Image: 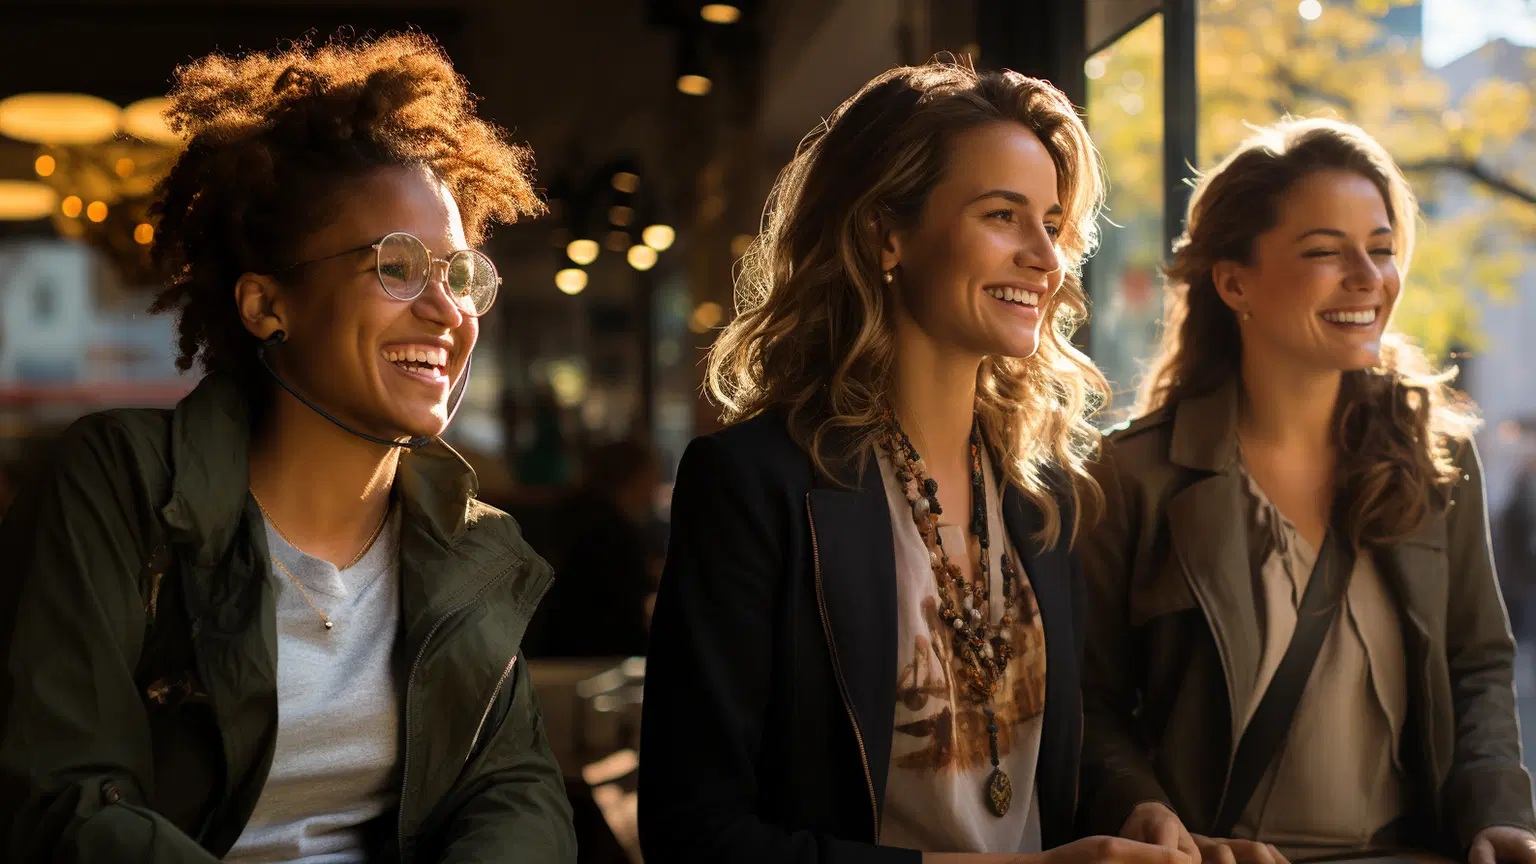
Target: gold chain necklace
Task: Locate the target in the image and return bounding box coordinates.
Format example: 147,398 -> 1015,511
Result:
249,492 -> 390,633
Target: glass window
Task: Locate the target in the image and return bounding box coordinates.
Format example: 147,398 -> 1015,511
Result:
1086,13 -> 1166,422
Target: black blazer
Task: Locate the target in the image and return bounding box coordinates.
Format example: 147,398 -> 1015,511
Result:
638,411 -> 1087,863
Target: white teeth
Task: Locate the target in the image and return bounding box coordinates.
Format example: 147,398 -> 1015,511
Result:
985,286 -> 1042,307
1321,309 -> 1377,325
382,347 -> 448,367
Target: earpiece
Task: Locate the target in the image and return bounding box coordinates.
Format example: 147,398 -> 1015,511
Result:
263,330 -> 287,348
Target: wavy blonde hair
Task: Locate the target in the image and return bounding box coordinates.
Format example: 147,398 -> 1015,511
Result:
1139,117 -> 1479,547
707,60 -> 1110,546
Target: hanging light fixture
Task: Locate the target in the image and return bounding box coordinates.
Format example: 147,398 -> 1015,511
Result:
555,267 -> 589,295
0,93 -> 121,145
701,3 -> 742,24
642,224 -> 676,251
0,180 -> 59,221
676,34 -> 712,96
120,97 -> 182,146
567,237 -> 600,266
627,243 -> 659,271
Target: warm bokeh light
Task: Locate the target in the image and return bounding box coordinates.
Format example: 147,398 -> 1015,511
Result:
642,224 -> 675,251
689,301 -> 724,333
134,222 -> 155,245
605,230 -> 632,253
0,180 -> 59,221
33,155 -> 55,177
86,200 -> 108,223
730,234 -> 755,258
61,195 -> 83,218
115,157 -> 135,178
611,171 -> 640,193
627,244 -> 658,271
677,74 -> 712,96
1298,0 -> 1322,21
0,93 -> 120,144
608,205 -> 634,226
701,3 -> 742,24
555,268 -> 589,295
548,359 -> 589,407
120,97 -> 181,145
566,238 -> 600,266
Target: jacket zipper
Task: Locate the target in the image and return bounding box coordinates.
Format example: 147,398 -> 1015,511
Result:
397,566 -> 514,862
805,494 -> 880,844
464,655 -> 518,767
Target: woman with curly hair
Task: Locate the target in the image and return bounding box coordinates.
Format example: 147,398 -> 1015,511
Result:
0,34 -> 575,863
638,60 -> 1179,864
1080,118 -> 1536,864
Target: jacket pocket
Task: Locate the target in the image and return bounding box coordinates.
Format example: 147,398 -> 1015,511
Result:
463,654 -> 518,771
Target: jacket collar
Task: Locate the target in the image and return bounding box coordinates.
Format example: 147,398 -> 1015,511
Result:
1169,377 -> 1242,473
1160,373 -> 1448,745
158,373 -> 480,563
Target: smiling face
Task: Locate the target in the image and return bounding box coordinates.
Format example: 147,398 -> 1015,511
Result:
257,164 -> 479,441
882,121 -> 1065,363
1219,168 -> 1400,375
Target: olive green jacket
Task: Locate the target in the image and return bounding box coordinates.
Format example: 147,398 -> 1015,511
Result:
0,373 -> 576,863
1079,379 -> 1535,855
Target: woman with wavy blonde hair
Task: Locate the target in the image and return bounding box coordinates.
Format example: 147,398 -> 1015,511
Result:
1080,117 -> 1536,864
638,60 -> 1179,864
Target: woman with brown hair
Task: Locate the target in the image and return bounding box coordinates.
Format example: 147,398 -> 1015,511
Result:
1080,117 -> 1536,864
0,34 -> 574,863
638,60 -> 1182,864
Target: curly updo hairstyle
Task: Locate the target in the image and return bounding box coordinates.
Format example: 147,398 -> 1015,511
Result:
149,32 -> 543,391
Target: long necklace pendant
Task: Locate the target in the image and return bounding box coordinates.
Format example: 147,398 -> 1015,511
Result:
986,767 -> 1013,817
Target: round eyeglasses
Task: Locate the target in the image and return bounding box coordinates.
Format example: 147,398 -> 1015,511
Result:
275,231 -> 501,317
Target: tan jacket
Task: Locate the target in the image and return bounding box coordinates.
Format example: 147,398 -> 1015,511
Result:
1078,379 -> 1535,855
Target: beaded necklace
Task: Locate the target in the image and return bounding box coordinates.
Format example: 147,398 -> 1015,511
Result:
882,414 -> 1019,818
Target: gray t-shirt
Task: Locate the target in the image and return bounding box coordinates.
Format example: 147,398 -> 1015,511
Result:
226,506 -> 404,863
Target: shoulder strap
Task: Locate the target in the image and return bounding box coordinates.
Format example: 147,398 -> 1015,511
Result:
1211,526 -> 1356,837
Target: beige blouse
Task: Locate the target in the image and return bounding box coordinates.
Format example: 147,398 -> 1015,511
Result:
876,449 -> 1047,853
1233,468 -> 1410,853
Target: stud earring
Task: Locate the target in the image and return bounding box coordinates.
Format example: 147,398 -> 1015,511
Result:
882,270 -> 894,285
1241,308 -> 1253,322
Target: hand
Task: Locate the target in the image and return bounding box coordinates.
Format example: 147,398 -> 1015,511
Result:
1043,835 -> 1194,864
1122,801 -> 1201,863
1187,834 -> 1287,864
1471,827 -> 1536,864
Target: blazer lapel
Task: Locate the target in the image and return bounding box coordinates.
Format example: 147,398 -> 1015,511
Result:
807,452 -> 898,822
1167,472 -> 1261,749
1379,514 -> 1448,642
1002,483 -> 1078,848
1164,379 -> 1263,750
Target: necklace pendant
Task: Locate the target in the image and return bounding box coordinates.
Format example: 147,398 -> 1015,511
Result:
986,767 -> 1012,817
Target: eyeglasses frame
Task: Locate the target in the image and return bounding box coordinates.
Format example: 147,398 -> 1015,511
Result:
272,231 -> 502,317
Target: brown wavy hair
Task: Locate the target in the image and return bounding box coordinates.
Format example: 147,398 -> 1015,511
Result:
149,32 -> 542,390
1138,117 -> 1478,548
707,60 -> 1110,546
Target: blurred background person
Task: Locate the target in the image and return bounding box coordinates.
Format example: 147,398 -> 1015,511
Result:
526,437 -> 661,659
